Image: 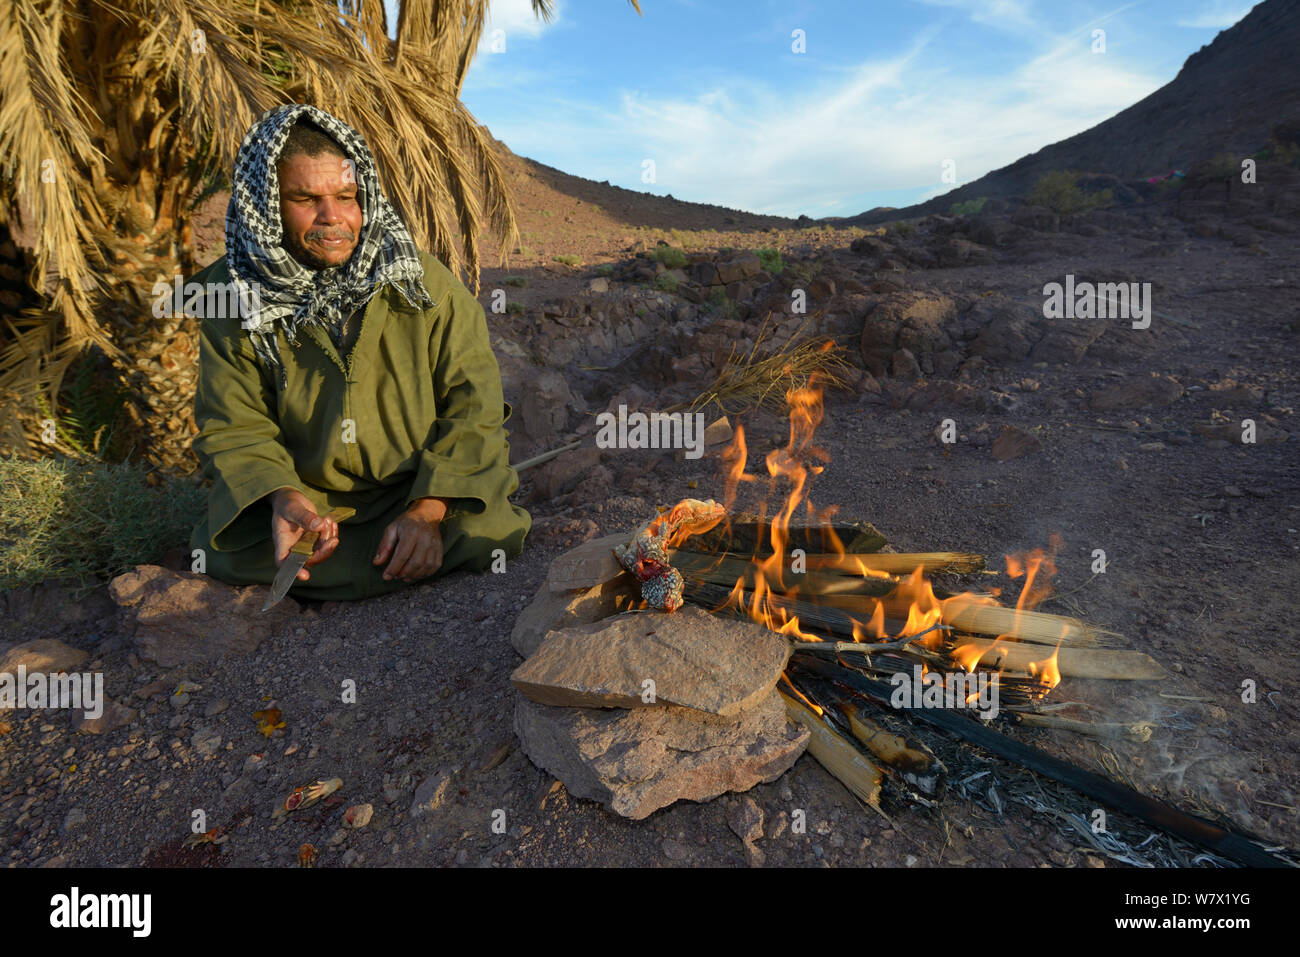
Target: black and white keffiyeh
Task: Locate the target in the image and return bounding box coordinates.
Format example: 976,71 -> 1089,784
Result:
225,104 -> 434,390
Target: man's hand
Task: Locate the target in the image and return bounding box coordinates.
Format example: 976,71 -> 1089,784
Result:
270,488 -> 339,582
373,498 -> 447,582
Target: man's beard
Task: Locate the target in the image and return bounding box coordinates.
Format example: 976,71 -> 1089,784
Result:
284,227 -> 357,270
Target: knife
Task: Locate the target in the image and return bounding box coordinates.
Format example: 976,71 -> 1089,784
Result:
261,506 -> 356,612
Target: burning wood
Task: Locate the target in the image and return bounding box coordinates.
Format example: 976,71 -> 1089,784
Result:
780,688 -> 883,811
510,370 -> 1296,867
842,703 -> 948,801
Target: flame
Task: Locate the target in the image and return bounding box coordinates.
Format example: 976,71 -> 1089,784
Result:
780,673 -> 823,716
1026,622 -> 1067,691
711,370 -> 1068,699
714,377 -> 832,642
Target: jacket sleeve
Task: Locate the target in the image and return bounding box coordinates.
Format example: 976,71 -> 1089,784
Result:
405,274 -> 520,517
192,314 -> 305,552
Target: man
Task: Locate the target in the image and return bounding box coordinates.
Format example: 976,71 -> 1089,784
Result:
187,104 -> 531,600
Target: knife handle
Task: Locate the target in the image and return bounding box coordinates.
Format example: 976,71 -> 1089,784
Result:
289,506 -> 357,557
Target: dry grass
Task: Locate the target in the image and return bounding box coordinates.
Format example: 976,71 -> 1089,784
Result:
673,312 -> 853,416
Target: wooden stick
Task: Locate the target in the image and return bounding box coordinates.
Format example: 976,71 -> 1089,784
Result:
781,690 -> 883,810
816,593 -> 1107,647
513,439 -> 582,472
680,513 -> 888,557
802,552 -> 986,575
949,637 -> 1166,680
1017,713 -> 1155,741
789,655 -> 1293,868
842,703 -> 948,799
671,552 -> 898,598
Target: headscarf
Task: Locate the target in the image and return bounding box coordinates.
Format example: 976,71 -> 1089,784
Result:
224,104 -> 435,390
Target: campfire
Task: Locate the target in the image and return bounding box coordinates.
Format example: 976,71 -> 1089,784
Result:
510,375 -> 1293,868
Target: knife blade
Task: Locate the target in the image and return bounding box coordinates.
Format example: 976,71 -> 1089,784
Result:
261,506 -> 356,612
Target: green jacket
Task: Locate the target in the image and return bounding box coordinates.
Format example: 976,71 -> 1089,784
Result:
189,251 -> 528,560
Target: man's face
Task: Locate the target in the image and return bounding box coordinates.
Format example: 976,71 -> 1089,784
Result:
277,151 -> 363,269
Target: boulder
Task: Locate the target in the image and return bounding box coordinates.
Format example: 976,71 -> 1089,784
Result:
969,304 -> 1042,363
860,292 -> 959,377
513,687 -> 809,819
526,447 -> 603,503
108,566 -> 298,667
514,368 -> 578,451
1087,375 -> 1185,411
511,605 -> 790,716
714,251 -> 763,285
0,639 -> 89,676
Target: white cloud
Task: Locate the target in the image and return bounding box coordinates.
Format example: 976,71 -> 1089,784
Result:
480,0 -> 559,46
911,0 -> 1039,32
1176,1 -> 1258,29
488,24 -> 1165,218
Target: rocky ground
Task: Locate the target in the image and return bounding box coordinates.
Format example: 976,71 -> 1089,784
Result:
2,153 -> 1298,868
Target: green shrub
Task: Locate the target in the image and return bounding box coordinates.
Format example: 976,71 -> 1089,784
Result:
787,261 -> 818,285
0,456 -> 207,592
1028,170 -> 1112,215
594,264 -> 614,277
650,245 -> 688,269
949,197 -> 988,216
505,301 -> 526,315
892,222 -> 914,237
552,254 -> 581,267
503,275 -> 527,287
756,247 -> 784,275
654,273 -> 679,293
1198,153 -> 1240,182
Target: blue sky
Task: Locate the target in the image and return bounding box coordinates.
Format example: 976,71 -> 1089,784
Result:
445,0 -> 1258,218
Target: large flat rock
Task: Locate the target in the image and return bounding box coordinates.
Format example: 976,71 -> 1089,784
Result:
511,604 -> 790,716
108,565 -> 298,667
510,576 -> 639,658
544,533 -> 628,592
514,687 -> 808,820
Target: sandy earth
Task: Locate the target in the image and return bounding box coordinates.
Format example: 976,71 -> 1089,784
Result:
1,146 -> 1298,869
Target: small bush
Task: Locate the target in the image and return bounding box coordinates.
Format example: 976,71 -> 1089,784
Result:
504,301 -> 526,315
949,197 -> 988,216
1028,170 -> 1112,215
650,245 -> 688,269
594,264 -> 614,277
892,222 -> 914,237
756,247 -> 784,275
0,456 -> 207,592
1198,153 -> 1240,182
787,261 -> 818,285
503,276 -> 527,287
654,273 -> 679,293
552,254 -> 581,267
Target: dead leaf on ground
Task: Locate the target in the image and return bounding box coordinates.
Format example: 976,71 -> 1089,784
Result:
253,707 -> 285,737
